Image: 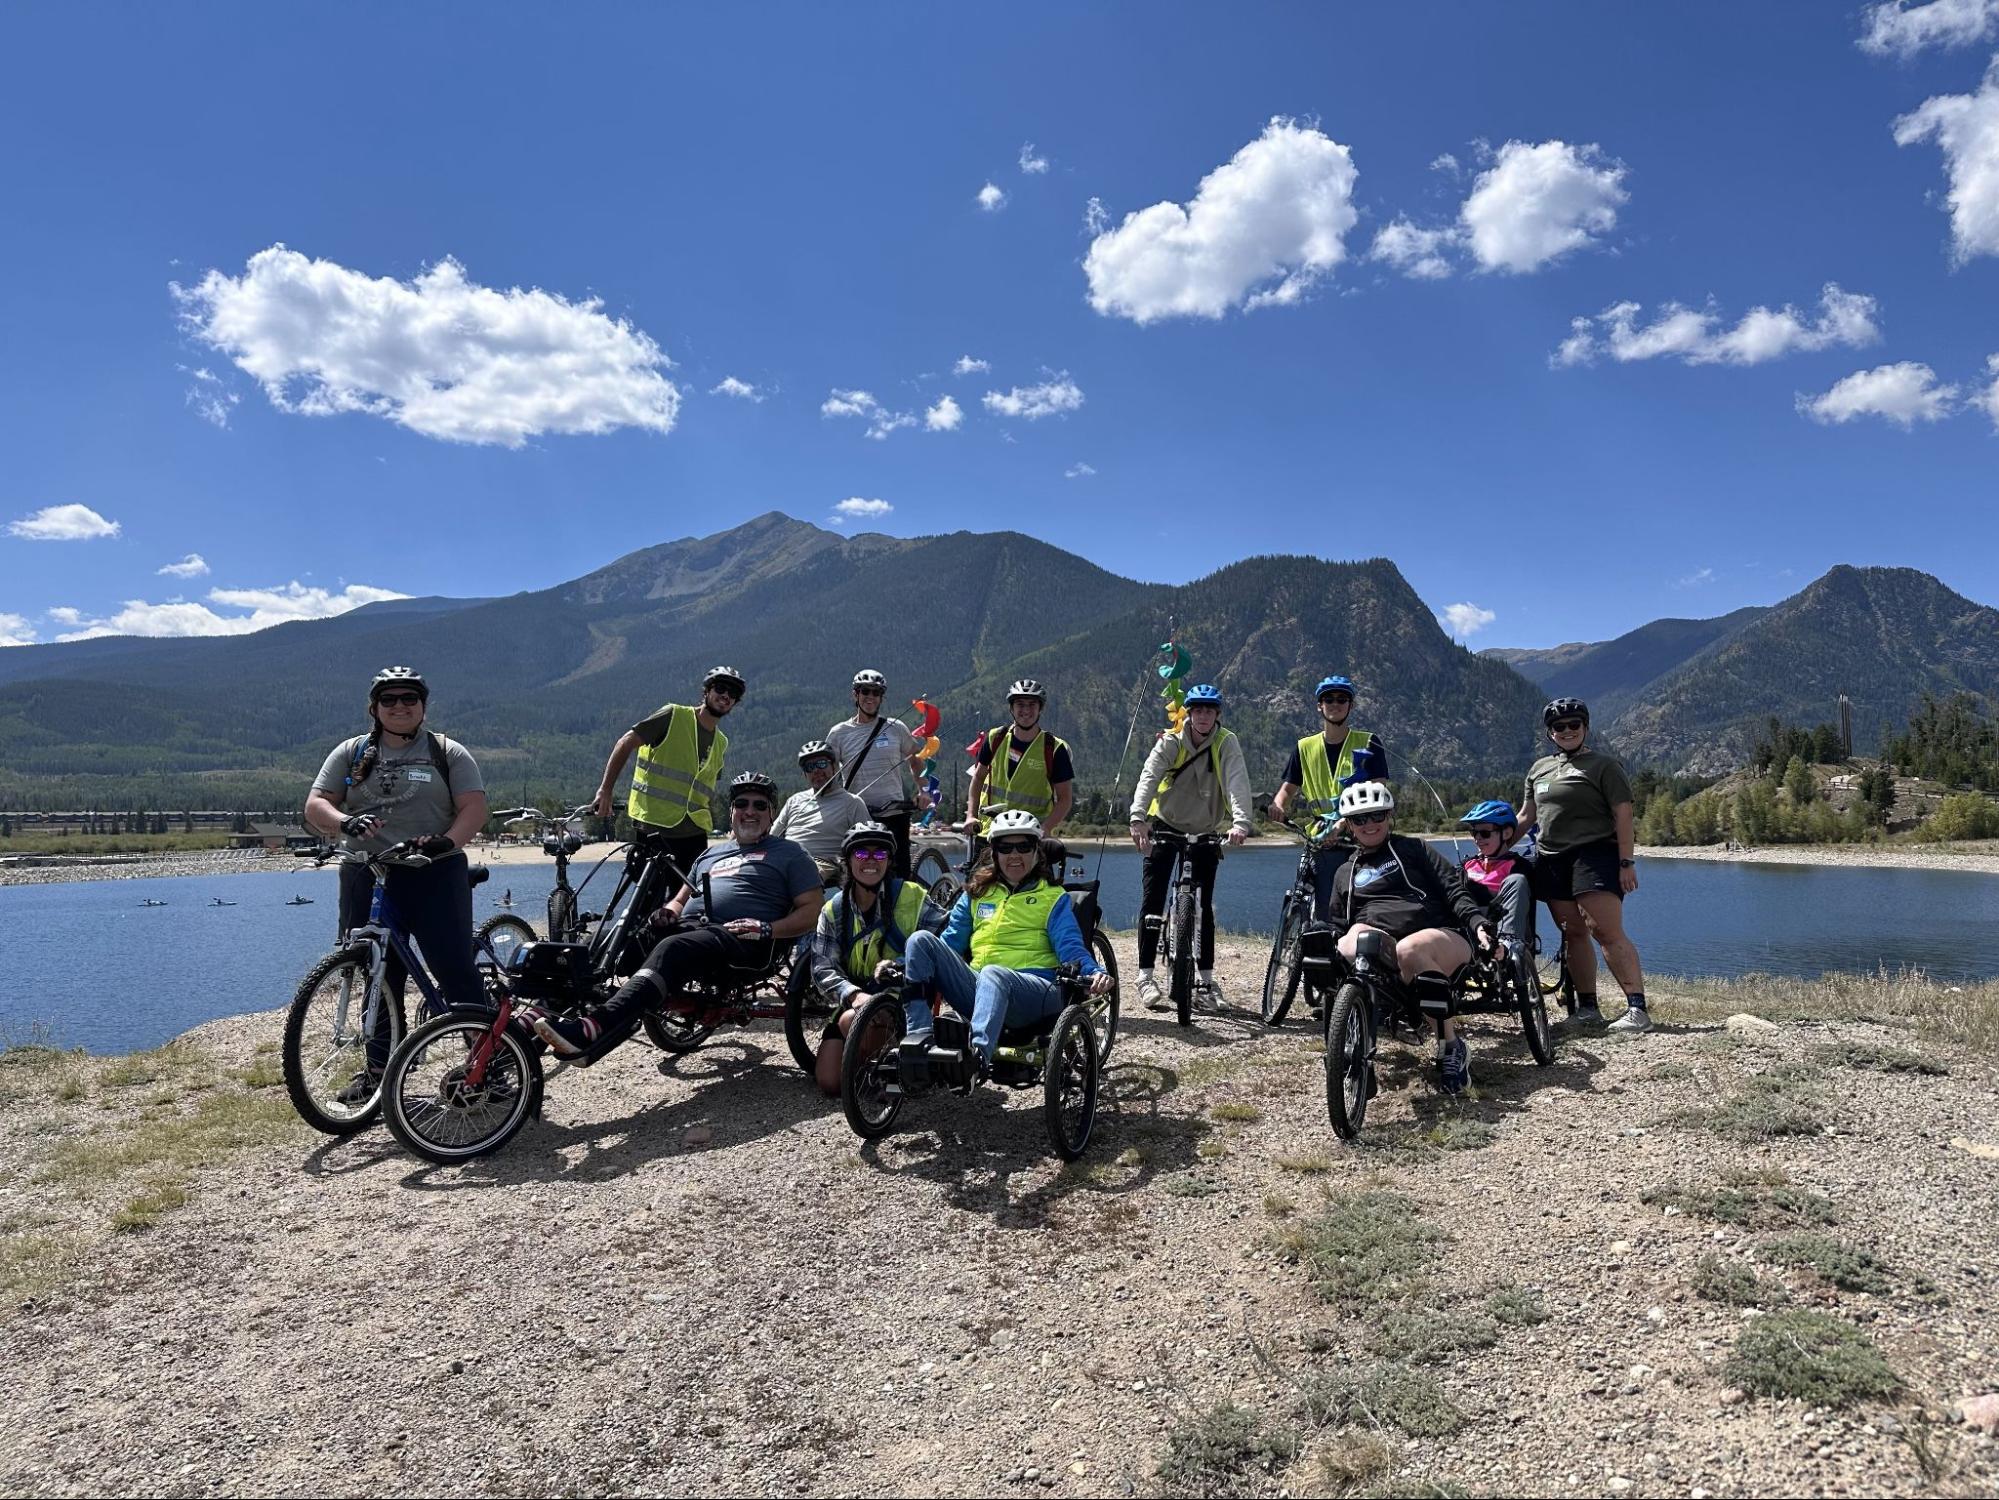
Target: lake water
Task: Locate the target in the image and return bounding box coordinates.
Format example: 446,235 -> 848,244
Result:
4,845 -> 1996,1054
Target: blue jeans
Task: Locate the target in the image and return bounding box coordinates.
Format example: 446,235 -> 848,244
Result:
901,930 -> 1065,1063
1468,872 -> 1535,949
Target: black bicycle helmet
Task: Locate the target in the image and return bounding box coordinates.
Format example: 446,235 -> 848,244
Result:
729,771 -> 778,800
704,666 -> 748,697
369,666 -> 428,702
1007,678 -> 1046,703
841,820 -> 897,858
1543,697 -> 1590,728
797,739 -> 835,768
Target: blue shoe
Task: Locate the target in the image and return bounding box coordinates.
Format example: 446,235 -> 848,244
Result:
1439,1038 -> 1470,1095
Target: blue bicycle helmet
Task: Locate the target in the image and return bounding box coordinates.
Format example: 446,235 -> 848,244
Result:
1315,674 -> 1356,700
1458,799 -> 1519,831
1184,683 -> 1223,707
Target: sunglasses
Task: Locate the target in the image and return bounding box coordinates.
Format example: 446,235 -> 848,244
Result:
850,848 -> 891,864
992,839 -> 1038,856
802,759 -> 834,773
1319,693 -> 1353,706
854,687 -> 884,698
710,686 -> 743,702
375,692 -> 423,708
731,797 -> 772,812
1347,810 -> 1389,826
1470,826 -> 1504,840
1549,719 -> 1586,734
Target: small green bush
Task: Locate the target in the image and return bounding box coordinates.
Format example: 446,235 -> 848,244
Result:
1364,1307 -> 1500,1365
1157,1403 -> 1300,1497
1724,1310 -> 1901,1405
1274,1193 -> 1446,1307
1486,1285 -> 1550,1326
1758,1235 -> 1893,1295
1692,1253 -> 1787,1308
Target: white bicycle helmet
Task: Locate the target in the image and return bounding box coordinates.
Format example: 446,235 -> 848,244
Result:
1007,679 -> 1046,704
1337,780 -> 1396,818
852,669 -> 887,691
988,809 -> 1043,841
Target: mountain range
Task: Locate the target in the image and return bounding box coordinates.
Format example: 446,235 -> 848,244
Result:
0,516 -> 1992,804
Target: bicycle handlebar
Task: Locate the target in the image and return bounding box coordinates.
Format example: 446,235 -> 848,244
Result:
296,840 -> 436,869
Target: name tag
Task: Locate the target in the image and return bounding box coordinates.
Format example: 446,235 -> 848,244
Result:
1535,781 -> 1551,797
976,902 -> 998,920
406,768 -> 434,784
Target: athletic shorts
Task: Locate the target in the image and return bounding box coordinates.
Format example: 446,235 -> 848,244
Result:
1533,839 -> 1623,902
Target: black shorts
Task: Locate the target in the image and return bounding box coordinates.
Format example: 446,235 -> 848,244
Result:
1533,840 -> 1622,902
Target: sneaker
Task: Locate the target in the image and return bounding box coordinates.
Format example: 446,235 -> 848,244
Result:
1608,1005 -> 1653,1034
1438,1038 -> 1470,1095
336,1070 -> 381,1105
1193,978 -> 1225,1012
1567,1000 -> 1604,1026
532,1012 -> 602,1057
1138,976 -> 1168,1012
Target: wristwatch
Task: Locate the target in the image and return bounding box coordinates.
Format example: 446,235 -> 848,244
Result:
758,920 -> 773,940
1617,858 -> 1636,868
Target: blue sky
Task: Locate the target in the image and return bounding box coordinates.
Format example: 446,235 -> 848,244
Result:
3,1 -> 1997,652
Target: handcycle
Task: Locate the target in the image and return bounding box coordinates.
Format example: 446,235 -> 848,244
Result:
281,843 -> 512,1135
1312,919 -> 1554,1141
1140,828 -> 1225,1027
1261,818 -> 1343,1028
837,960 -> 1107,1161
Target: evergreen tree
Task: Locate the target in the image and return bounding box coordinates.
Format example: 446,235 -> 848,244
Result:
1782,756 -> 1816,806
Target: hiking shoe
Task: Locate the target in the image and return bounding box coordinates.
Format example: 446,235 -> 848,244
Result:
532,1012 -> 602,1057
1608,1005 -> 1653,1034
1566,1000 -> 1604,1026
1138,976 -> 1168,1012
1439,1038 -> 1470,1095
336,1070 -> 381,1105
1193,978 -> 1225,1012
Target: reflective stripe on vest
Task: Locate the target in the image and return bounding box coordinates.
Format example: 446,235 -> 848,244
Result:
831,879 -> 929,980
981,728 -> 1064,830
628,705 -> 728,832
1297,728 -> 1375,818
967,878 -> 1062,971
1148,726 -> 1235,823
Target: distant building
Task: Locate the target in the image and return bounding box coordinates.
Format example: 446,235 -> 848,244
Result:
233,821 -> 316,852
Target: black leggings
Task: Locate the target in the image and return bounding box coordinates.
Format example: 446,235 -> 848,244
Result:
597,925 -> 771,1035
1137,833 -> 1221,969
337,854 -> 483,1069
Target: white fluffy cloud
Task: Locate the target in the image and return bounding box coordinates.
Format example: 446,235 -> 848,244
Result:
924,396 -> 963,432
1019,143 -> 1049,175
51,581 -> 409,642
821,388 -> 915,440
1554,284 -> 1881,368
157,553 -> 211,578
1369,218 -> 1457,279
710,376 -> 764,402
180,365 -> 239,428
831,499 -> 893,527
1438,602 -> 1496,639
1064,462 -> 1096,479
0,613 -> 34,648
1860,0 -> 1999,56
1460,140 -> 1627,274
1797,361 -> 1959,426
1082,117 -> 1359,323
983,376 -> 1084,420
1977,353 -> 1999,427
952,355 -> 990,376
1894,58 -> 1999,263
173,245 -> 678,448
8,504 -> 121,541
977,182 -> 1008,212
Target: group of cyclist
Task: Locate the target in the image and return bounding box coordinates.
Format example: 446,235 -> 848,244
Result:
305,661 -> 1647,1104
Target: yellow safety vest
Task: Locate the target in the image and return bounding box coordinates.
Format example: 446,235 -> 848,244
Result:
981,727 -> 1067,831
1296,728 -> 1375,820
1147,726 -> 1237,822
628,705 -> 728,832
968,877 -> 1063,972
827,879 -> 929,981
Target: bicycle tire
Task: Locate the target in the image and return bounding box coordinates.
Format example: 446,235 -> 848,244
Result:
476,913 -> 536,972
1261,896 -> 1307,1029
841,993 -> 906,1140
782,956 -> 836,1075
1324,980 -> 1373,1141
383,1009 -> 543,1163
1536,937 -> 1575,1013
1170,884 -> 1196,1028
283,944 -> 400,1136
1042,1004 -> 1099,1162
547,883 -> 579,943
1512,947 -> 1555,1067
911,847 -> 951,889
1087,930 -> 1121,1064
642,1008 -> 715,1054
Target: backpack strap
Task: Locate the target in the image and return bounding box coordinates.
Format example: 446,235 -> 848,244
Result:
426,731 -> 456,794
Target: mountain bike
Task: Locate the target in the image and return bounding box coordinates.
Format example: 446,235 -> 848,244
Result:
485,803 -> 602,955
282,844 -> 510,1136
1140,829 -> 1225,1027
1262,819 -> 1341,1028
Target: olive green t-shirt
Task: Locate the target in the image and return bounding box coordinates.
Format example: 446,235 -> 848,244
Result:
1524,748 -> 1634,854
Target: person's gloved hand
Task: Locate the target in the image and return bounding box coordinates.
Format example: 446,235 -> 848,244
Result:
340,813 -> 382,838
647,906 -> 682,932
413,834 -> 455,857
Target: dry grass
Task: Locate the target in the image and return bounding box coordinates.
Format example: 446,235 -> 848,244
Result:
111,1178 -> 193,1233
98,1039 -> 213,1091
37,1089 -> 298,1197
1656,969 -> 1999,1054
1676,1063 -> 1832,1141
1212,1101 -> 1264,1124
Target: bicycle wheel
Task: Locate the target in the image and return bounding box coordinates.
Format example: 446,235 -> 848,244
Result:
1511,947 -> 1555,1066
283,944 -> 401,1135
1324,981 -> 1374,1140
546,882 -> 578,943
383,1010 -> 543,1163
911,846 -> 950,888
841,993 -> 906,1139
1169,884 -> 1196,1027
476,913 -> 536,973
1042,1004 -> 1099,1161
782,955 -> 836,1074
1087,930 -> 1121,1064
1535,936 -> 1575,1012
642,1007 -> 715,1054
1261,896 -> 1307,1029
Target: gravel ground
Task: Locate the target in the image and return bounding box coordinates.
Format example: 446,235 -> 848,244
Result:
2,938 -> 1996,1498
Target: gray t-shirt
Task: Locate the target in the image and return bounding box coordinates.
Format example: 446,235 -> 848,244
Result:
771,783 -> 871,864
826,715 -> 919,814
684,836 -> 821,925
313,733 -> 484,855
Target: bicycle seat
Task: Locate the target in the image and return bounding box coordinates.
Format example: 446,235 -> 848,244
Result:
468,866 -> 491,889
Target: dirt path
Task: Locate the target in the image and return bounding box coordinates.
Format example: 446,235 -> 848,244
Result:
3,941 -> 1996,1498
